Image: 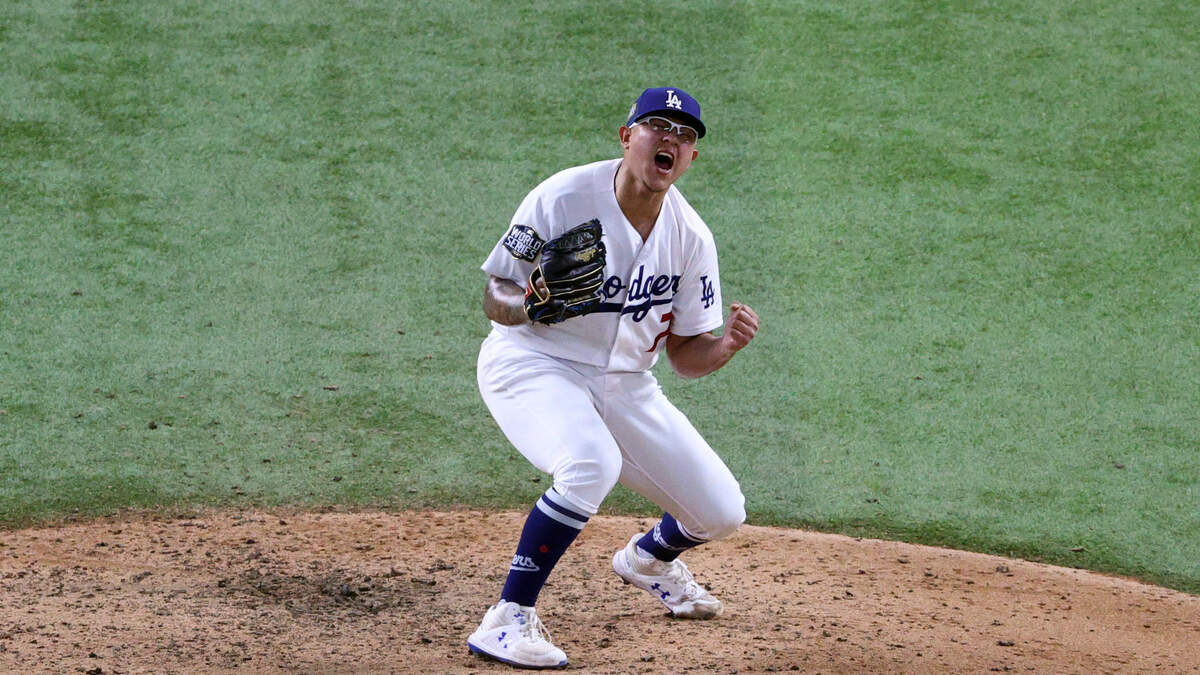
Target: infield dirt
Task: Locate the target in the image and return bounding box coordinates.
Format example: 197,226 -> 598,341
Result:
1,509 -> 1197,673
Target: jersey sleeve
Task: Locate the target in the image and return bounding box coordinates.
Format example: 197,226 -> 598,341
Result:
480,188 -> 555,285
669,233 -> 723,337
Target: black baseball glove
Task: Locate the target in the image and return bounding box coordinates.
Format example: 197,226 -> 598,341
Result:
524,219 -> 607,324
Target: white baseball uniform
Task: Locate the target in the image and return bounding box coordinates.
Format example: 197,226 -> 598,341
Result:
478,158 -> 745,541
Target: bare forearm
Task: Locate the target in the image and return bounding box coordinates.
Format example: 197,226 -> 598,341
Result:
665,333 -> 735,379
665,302 -> 760,379
483,276 -> 531,326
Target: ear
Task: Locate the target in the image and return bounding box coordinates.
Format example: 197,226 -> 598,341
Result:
618,125 -> 632,149
690,149 -> 699,161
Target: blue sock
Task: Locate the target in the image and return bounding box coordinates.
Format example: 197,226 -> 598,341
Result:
500,488 -> 590,607
636,512 -> 705,562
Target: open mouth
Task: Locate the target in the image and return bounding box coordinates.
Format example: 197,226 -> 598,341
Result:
654,152 -> 675,172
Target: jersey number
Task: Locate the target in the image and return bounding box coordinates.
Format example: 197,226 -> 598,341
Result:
647,312 -> 673,353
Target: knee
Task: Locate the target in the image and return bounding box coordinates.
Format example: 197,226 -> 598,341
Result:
702,498 -> 746,541
687,488 -> 745,541
549,444 -> 622,515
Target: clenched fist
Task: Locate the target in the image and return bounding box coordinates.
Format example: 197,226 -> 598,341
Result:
722,302 -> 759,353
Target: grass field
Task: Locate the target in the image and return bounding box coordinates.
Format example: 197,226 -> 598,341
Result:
1,1 -> 1197,593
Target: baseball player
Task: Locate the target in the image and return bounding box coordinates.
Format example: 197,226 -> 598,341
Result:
467,86 -> 759,669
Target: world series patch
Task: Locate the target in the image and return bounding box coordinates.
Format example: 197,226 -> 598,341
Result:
502,224 -> 544,261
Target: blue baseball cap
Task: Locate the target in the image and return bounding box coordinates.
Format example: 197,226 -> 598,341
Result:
625,86 -> 706,139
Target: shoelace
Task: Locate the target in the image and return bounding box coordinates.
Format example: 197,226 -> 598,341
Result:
664,559 -> 709,599
515,608 -> 555,644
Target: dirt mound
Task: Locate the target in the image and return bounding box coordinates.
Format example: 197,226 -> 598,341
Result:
1,509 -> 1196,673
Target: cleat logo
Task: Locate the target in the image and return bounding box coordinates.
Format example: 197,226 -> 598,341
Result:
510,554 -> 541,572
651,582 -> 671,600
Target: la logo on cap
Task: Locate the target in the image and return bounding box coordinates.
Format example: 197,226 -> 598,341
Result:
625,86 -> 706,139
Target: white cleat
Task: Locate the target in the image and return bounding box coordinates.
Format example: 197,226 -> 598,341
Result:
467,601 -> 568,669
612,534 -> 723,619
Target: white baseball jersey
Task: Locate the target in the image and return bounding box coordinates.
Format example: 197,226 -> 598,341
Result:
481,158 -> 724,373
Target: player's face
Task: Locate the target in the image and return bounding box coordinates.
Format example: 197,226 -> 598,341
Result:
619,115 -> 700,193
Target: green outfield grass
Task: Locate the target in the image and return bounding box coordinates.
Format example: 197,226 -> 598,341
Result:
1,1 -> 1196,593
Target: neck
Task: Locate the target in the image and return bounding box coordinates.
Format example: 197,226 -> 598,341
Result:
614,162 -> 666,240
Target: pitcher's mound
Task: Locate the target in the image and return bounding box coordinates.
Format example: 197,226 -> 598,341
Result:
1,509 -> 1197,673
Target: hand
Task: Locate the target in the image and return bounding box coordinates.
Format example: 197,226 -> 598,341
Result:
722,302 -> 759,354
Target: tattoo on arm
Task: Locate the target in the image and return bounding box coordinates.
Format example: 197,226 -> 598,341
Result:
483,276 -> 530,326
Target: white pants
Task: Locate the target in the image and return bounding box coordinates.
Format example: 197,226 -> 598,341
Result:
477,331 -> 745,541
